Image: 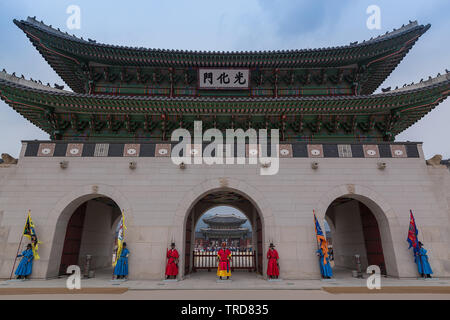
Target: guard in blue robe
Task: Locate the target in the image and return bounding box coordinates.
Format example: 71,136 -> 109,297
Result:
415,242 -> 432,278
317,248 -> 333,279
15,244 -> 33,279
114,242 -> 129,279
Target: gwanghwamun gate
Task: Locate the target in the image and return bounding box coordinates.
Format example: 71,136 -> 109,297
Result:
0,17 -> 449,280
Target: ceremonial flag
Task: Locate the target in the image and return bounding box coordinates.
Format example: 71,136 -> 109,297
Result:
407,210 -> 419,250
113,210 -> 127,267
314,210 -> 329,265
23,211 -> 40,260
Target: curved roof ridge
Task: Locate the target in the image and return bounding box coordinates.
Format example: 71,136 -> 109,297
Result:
16,16 -> 428,55
199,227 -> 250,231
203,214 -> 247,224
384,71 -> 450,93
0,69 -> 64,93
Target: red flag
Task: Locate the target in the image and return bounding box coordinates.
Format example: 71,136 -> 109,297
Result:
407,210 -> 419,250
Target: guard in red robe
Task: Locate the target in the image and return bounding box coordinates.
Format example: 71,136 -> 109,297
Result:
165,242 -> 179,279
267,243 -> 279,279
217,242 -> 232,279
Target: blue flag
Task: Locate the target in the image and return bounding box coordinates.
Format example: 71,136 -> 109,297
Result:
313,211 -> 329,265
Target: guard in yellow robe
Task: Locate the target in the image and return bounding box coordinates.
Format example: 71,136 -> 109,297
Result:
217,242 -> 231,279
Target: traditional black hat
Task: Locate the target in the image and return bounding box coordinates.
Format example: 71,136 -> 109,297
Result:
171,242 -> 175,246
269,243 -> 275,247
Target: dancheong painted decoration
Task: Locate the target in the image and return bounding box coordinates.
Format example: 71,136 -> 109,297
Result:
0,17 -> 449,142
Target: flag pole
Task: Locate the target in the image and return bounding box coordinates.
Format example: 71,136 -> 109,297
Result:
9,234 -> 24,280
111,211 -> 119,280
410,209 -> 423,277
111,237 -> 116,280
313,210 -> 322,278
313,210 -> 321,251
111,215 -> 119,280
112,209 -> 125,280
10,210 -> 30,280
313,210 -> 328,278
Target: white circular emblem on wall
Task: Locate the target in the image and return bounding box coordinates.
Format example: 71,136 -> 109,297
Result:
190,148 -> 199,155
127,148 -> 137,155
367,149 -> 377,156
311,149 -> 321,156
158,148 -> 168,155
249,149 -> 258,156
69,148 -> 79,155
280,148 -> 290,156
41,148 -> 51,155
394,149 -> 403,156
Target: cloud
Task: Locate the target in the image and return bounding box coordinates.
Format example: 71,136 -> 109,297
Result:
257,0 -> 352,37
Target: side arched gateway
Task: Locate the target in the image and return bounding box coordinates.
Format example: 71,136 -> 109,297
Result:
317,185 -> 398,277
45,185 -> 132,279
57,196 -> 122,276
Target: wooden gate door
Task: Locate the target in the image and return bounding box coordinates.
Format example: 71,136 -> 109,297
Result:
359,202 -> 386,275
185,213 -> 192,275
59,202 -> 87,275
256,215 -> 263,274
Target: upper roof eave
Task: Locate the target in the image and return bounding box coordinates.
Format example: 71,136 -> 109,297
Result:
14,17 -> 429,59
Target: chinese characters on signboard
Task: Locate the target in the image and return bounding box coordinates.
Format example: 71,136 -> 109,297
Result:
199,69 -> 250,89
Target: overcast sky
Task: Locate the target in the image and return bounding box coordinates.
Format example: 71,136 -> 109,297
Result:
0,0 -> 449,158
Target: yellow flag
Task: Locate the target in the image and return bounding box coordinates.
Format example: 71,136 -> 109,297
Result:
23,211 -> 41,260
113,210 -> 126,267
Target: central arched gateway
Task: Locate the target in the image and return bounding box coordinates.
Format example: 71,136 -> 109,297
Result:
183,189 -> 265,276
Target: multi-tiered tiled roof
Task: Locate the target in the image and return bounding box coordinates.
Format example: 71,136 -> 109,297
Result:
200,214 -> 249,240
0,17 -> 448,142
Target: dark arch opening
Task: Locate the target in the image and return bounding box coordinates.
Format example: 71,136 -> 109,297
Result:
58,196 -> 122,276
325,197 -> 387,275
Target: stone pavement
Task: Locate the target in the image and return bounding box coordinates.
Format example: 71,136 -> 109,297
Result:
1,269 -> 449,291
